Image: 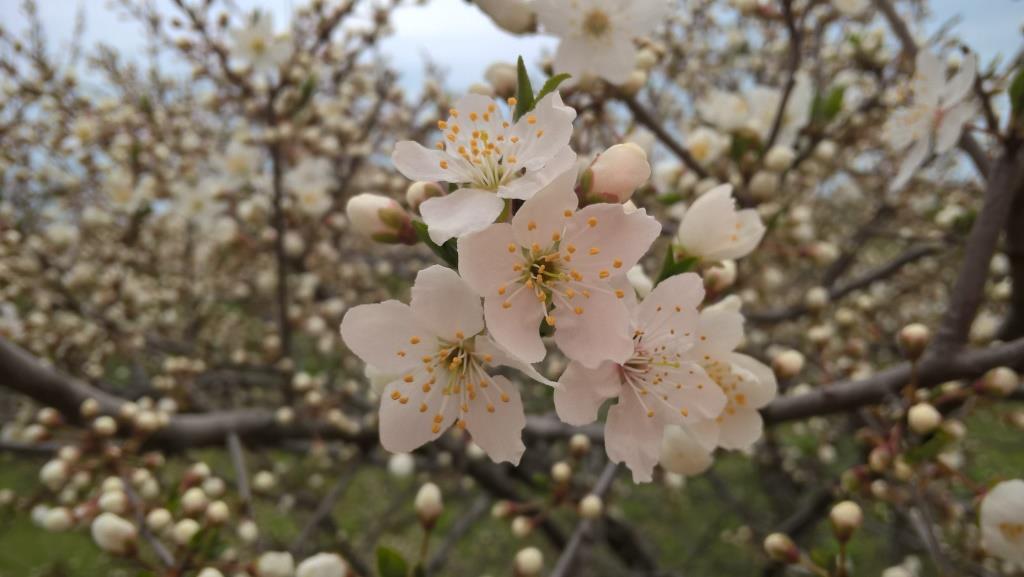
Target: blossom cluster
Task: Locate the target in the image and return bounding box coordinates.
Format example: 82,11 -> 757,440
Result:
341,82 -> 773,482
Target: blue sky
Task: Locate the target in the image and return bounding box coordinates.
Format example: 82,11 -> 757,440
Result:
1,0 -> 1021,90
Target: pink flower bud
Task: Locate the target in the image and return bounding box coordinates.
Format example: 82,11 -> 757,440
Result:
345,193 -> 416,245
582,143 -> 651,205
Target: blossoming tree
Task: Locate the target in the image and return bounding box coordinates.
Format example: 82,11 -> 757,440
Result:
0,0 -> 1023,575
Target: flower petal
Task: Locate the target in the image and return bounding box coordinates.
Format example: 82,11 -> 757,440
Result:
552,286 -> 633,367
507,92 -> 577,173
340,301 -> 435,373
476,335 -> 557,387
511,165 -> 579,248
499,146 -> 577,201
564,203 -> 661,282
689,295 -> 746,359
941,53 -> 976,107
890,136 -> 930,194
660,424 -> 713,476
458,223 -> 521,297
483,287 -> 548,364
635,272 -> 704,350
605,389 -> 661,483
553,360 -> 621,425
392,141 -> 458,182
935,100 -> 975,155
913,50 -> 944,108
728,353 -> 777,409
379,368 -> 458,453
420,188 -> 505,244
464,375 -> 527,465
716,407 -> 763,450
411,265 -> 484,341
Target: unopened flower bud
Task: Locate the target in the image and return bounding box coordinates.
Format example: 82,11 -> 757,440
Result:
582,143 -> 651,205
206,500 -> 230,524
484,62 -> 518,97
43,507 -> 74,532
764,532 -> 800,563
772,350 -> 805,379
569,433 -> 591,457
579,494 -> 603,519
897,323 -> 931,361
146,508 -> 172,532
80,398 -> 100,419
92,416 -> 117,437
405,181 -> 445,214
181,487 -> 208,515
764,146 -> 796,172
414,482 -> 443,528
514,547 -> 543,577
705,260 -> 737,292
296,552 -> 348,577
172,518 -> 201,545
511,515 -> 533,537
345,193 -> 416,244
551,462 -> 572,484
908,402 -> 942,435
981,366 -> 1019,397
830,500 -> 863,542
91,513 -> 137,555
257,551 -> 295,577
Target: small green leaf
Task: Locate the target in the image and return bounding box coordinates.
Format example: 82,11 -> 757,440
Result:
513,56 -> 535,122
412,221 -> 458,268
656,192 -> 682,205
535,73 -> 572,102
656,246 -> 699,284
811,85 -> 845,124
377,547 -> 409,577
1009,68 -> 1024,119
905,430 -> 954,465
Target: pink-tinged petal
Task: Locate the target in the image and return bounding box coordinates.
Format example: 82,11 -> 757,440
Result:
483,288 -> 548,364
656,361 -> 728,421
689,295 -> 745,359
511,165 -> 579,248
604,390 -> 661,483
554,360 -> 622,425
610,275 -> 639,314
563,203 -> 661,282
533,0 -> 573,34
635,272 -> 704,350
507,92 -> 577,172
592,34 -> 637,85
884,106 -> 930,151
476,335 -> 557,387
940,53 -> 976,108
552,286 -> 633,368
686,419 -> 721,450
717,407 -> 763,450
464,374 -> 526,465
676,184 -> 764,262
890,136 -> 930,194
499,146 -> 577,201
410,265 -> 484,341
935,100 -> 975,154
419,188 -> 505,244
457,223 -> 521,296
913,50 -> 943,108
379,368 -> 458,453
340,301 -> 435,373
728,353 -> 777,409
659,424 -> 713,476
392,141 -> 458,182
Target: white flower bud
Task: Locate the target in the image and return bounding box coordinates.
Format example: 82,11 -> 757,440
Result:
829,500 -> 863,541
197,569 -> 225,577
764,146 -> 796,172
92,415 -> 117,437
804,287 -> 829,311
705,260 -> 737,292
345,193 -> 414,244
475,0 -> 535,34
80,398 -> 100,419
257,551 -> 295,577
748,171 -> 778,200
254,471 -> 277,493
387,453 -> 415,478
98,489 -> 128,514
40,459 -> 69,491
405,181 -> 444,214
43,507 -> 74,532
897,323 -> 931,361
514,547 -> 543,576
550,462 -> 572,483
583,143 -> 651,204
238,519 -> 259,543
578,494 -> 603,519
772,350 -> 805,379
91,512 -> 137,555
484,62 -> 518,97
146,508 -> 172,532
569,433 -> 591,457
764,532 -> 800,563
182,487 -> 209,515
908,402 -> 942,435
511,515 -> 533,537
414,482 -> 443,527
296,552 -> 348,577
206,500 -> 230,524
172,518 -> 201,545
981,366 -> 1019,397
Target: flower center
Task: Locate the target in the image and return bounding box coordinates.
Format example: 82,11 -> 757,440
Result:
250,37 -> 267,55
1000,521 -> 1024,542
582,9 -> 612,37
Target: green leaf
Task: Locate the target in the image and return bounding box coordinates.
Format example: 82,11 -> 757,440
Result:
811,85 -> 845,125
377,547 -> 409,577
656,246 -> 699,284
1009,68 -> 1024,119
412,220 -> 458,268
535,73 -> 572,102
513,56 -> 535,122
905,430 -> 954,465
